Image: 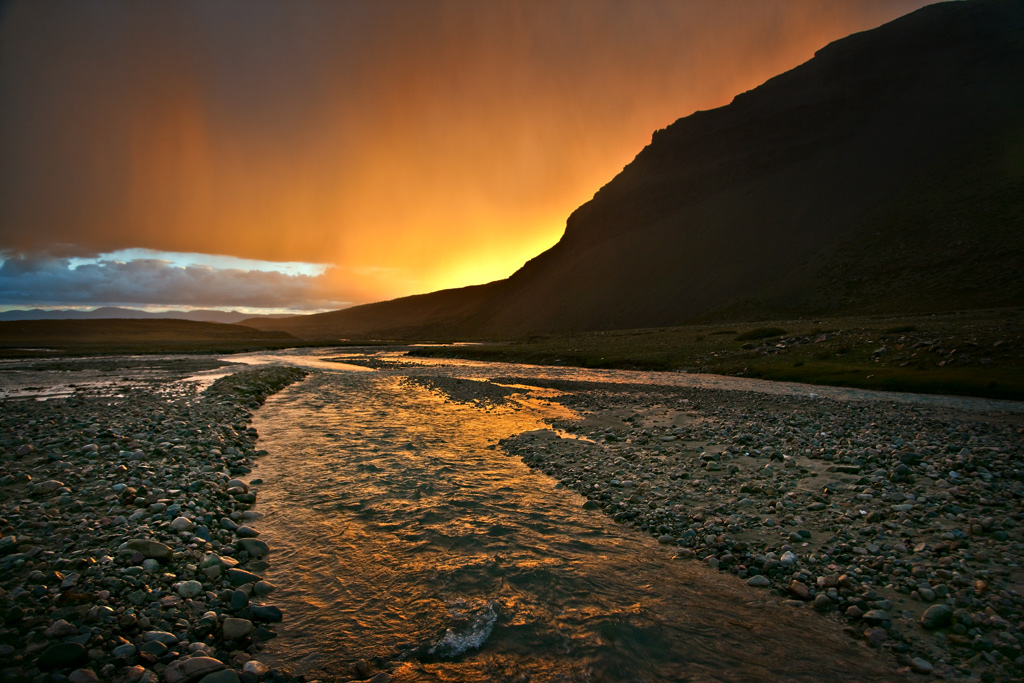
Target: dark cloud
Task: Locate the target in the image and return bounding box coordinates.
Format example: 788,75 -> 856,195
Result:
0,255 -> 353,311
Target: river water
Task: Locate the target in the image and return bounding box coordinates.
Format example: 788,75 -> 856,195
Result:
241,348 -> 930,682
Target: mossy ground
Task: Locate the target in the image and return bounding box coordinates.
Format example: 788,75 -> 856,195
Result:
408,309 -> 1024,401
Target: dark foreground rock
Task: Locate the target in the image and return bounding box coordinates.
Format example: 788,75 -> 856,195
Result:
0,366 -> 307,683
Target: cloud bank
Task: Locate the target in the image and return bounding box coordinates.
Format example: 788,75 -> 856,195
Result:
0,254 -> 357,312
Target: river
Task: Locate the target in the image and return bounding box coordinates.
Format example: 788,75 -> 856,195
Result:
242,348 -> 920,682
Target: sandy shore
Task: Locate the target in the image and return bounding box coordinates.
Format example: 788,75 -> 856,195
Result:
0,366 -> 306,683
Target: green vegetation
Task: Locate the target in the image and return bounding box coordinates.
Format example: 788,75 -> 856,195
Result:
734,327 -> 787,341
408,309 -> 1024,401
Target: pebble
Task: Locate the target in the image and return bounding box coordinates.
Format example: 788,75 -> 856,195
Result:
747,575 -> 771,588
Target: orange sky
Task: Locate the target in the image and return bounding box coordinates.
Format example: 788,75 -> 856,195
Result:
0,0 -> 935,311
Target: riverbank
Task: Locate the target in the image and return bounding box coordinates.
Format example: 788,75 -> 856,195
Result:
407,309 -> 1024,401
455,377 -> 1023,682
0,366 -> 307,683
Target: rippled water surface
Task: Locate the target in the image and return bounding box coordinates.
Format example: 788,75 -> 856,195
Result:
246,352 -> 912,682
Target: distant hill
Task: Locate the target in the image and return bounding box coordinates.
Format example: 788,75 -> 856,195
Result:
0,319 -> 297,356
247,0 -> 1024,340
0,307 -> 296,324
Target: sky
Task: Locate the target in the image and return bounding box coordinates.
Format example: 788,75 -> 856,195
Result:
0,0 -> 935,315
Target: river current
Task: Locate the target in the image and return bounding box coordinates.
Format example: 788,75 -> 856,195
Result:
241,349 -> 923,682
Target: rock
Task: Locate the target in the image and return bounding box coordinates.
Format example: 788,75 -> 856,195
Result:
112,643 -> 137,658
241,660 -> 269,678
38,641 -> 87,670
747,575 -> 771,588
118,539 -> 173,562
230,589 -> 249,611
178,580 -> 204,598
45,618 -> 79,638
163,657 -> 227,683
170,517 -> 196,532
236,538 -> 270,558
68,669 -> 99,683
788,580 -> 811,600
250,604 -> 283,622
222,617 -> 253,640
657,534 -> 675,544
226,568 -> 262,586
862,610 -> 890,626
863,627 -> 888,646
252,580 -> 276,596
921,604 -> 954,629
198,671 -> 241,683
911,657 -> 934,674
813,594 -> 832,611
141,630 -> 179,645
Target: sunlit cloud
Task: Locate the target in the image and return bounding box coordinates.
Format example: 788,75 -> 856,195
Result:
0,253 -> 361,313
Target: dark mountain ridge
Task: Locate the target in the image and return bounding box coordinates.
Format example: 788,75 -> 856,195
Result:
248,0 -> 1024,340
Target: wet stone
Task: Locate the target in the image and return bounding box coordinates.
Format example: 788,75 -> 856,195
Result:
921,604 -> 954,629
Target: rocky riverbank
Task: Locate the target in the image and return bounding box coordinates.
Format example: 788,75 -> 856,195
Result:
488,378 -> 1024,682
0,366 -> 307,683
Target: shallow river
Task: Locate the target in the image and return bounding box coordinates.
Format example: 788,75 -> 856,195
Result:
243,349 -> 920,682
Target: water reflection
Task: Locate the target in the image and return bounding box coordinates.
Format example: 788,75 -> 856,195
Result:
250,368 -> 902,682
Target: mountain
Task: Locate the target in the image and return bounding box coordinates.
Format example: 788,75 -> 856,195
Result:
0,307 -> 297,324
247,0 -> 1024,340
0,318 -> 296,351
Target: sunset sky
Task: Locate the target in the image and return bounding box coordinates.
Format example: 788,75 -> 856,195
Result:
0,0 -> 934,315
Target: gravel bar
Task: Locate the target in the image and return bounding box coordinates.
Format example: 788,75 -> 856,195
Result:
494,379 -> 1024,682
0,366 -> 307,683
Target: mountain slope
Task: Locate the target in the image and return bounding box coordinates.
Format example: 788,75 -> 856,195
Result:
250,0 -> 1024,340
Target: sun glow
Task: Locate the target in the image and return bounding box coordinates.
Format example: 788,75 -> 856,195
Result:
0,0 -> 936,311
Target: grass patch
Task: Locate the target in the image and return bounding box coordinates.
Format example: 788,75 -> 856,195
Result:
735,327 -> 787,341
408,309 -> 1024,401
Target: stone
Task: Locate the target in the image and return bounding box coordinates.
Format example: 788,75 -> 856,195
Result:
141,630 -> 179,645
747,575 -> 771,588
921,604 -> 954,629
198,671 -> 241,683
236,538 -> 269,558
788,580 -> 811,600
118,539 -> 173,562
179,580 -> 204,598
222,617 -> 253,640
230,589 -> 249,611
170,517 -> 196,532
163,657 -> 227,683
813,593 -> 832,611
45,618 -> 79,638
250,604 -> 283,622
226,568 -> 262,586
68,669 -> 100,683
252,580 -> 276,596
863,627 -> 888,646
38,642 -> 87,670
911,658 -> 934,674
862,610 -> 890,626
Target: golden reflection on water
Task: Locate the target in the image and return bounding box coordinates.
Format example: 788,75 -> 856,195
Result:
247,365 -> 902,683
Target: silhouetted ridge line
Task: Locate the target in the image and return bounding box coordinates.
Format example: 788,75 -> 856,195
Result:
245,0 -> 1024,340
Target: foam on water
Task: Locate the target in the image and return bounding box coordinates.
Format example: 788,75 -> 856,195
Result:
428,600 -> 498,658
